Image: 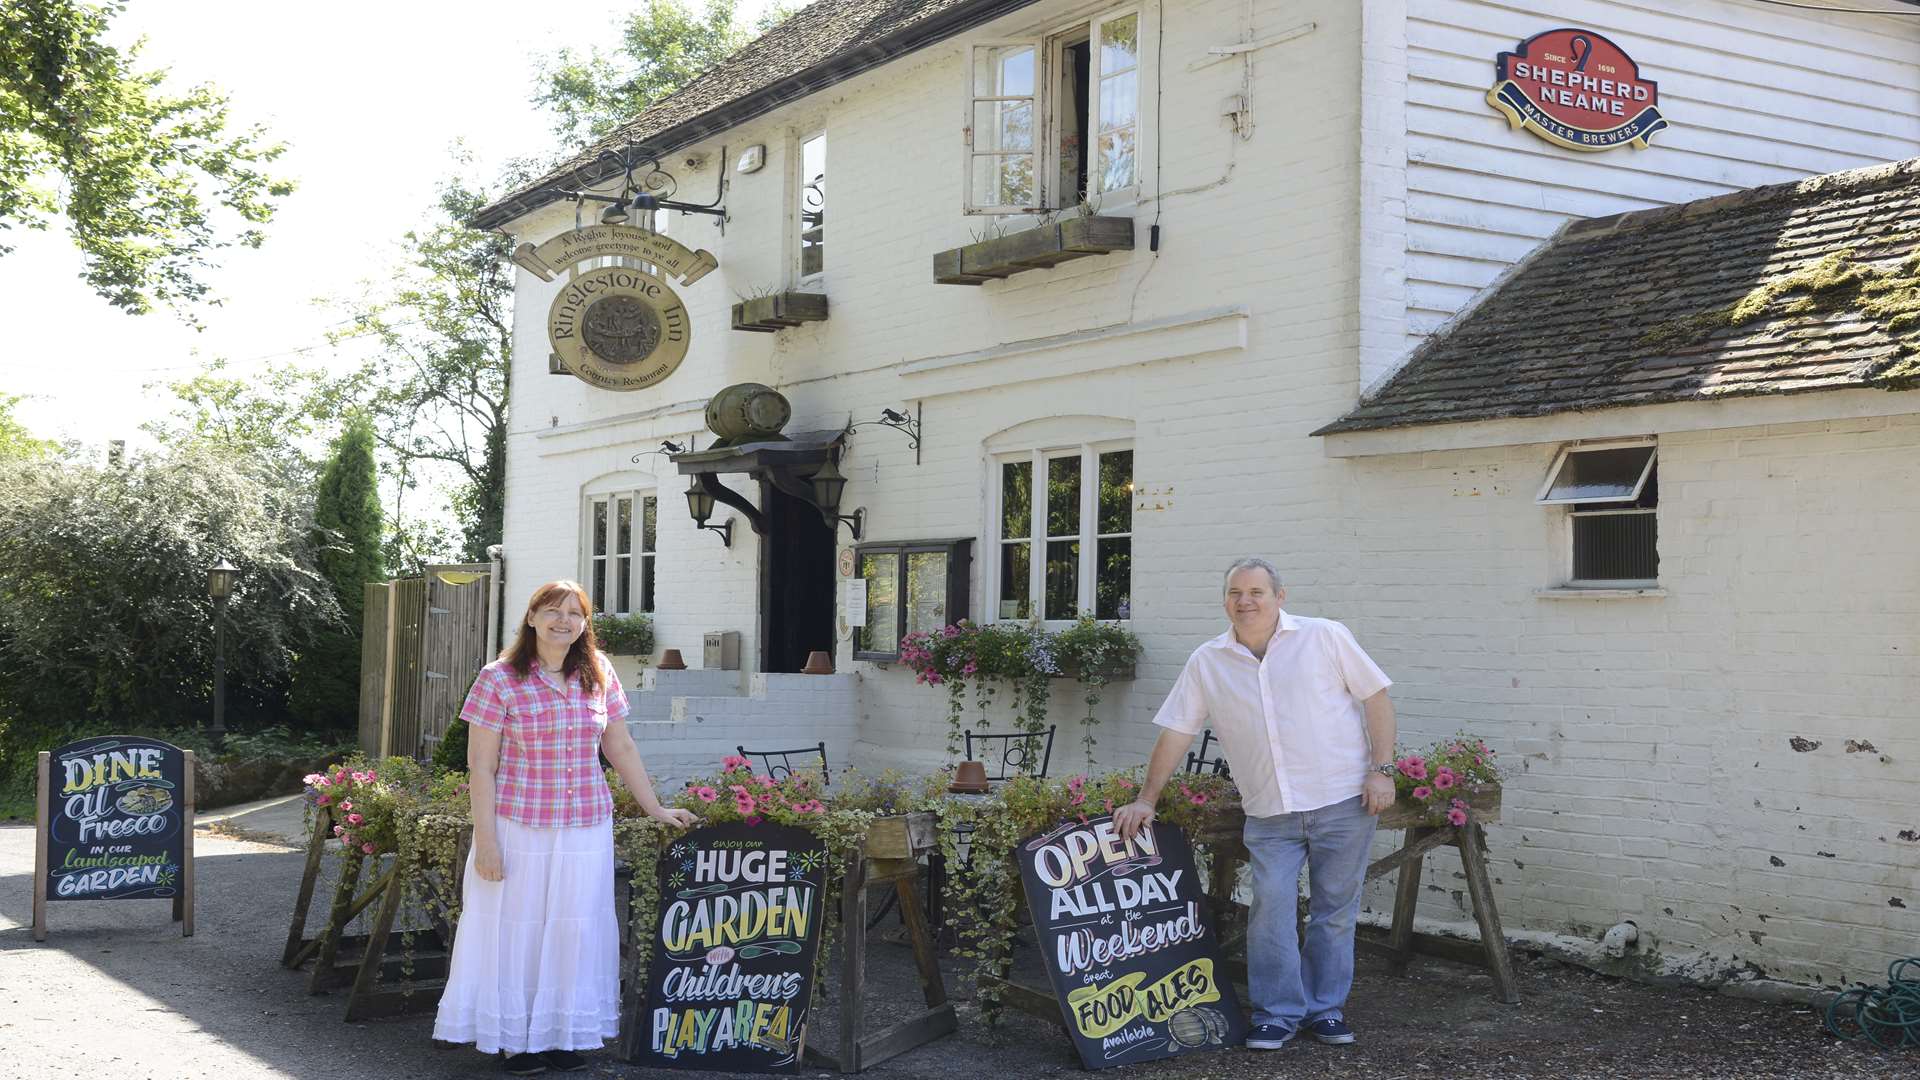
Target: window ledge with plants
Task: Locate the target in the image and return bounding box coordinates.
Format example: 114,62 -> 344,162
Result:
593,612 -> 655,658
898,616 -> 1141,767
932,216 -> 1135,285
730,290 -> 828,332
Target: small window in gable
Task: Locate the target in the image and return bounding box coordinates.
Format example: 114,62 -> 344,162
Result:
965,6 -> 1146,215
1539,443 -> 1658,586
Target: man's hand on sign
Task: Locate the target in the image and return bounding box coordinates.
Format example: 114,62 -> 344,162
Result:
1113,799 -> 1156,841
474,842 -> 504,882
1362,772 -> 1396,816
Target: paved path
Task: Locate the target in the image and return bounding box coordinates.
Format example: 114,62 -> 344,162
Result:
3,799 -> 1913,1080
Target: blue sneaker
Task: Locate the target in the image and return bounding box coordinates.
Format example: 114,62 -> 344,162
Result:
1307,1017 -> 1356,1044
1244,1024 -> 1296,1050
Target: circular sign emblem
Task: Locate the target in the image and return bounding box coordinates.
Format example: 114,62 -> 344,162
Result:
548,266 -> 691,391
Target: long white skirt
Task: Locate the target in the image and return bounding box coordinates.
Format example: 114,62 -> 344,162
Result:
432,816 -> 621,1055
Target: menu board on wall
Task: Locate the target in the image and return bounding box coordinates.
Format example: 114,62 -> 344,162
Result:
637,822 -> 830,1072
1017,816 -> 1246,1069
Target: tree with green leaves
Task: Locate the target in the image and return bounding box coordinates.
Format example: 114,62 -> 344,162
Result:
289,415 -> 383,729
328,172 -> 512,567
0,441 -> 340,807
0,0 -> 294,317
0,394 -> 53,460
533,0 -> 791,147
141,358 -> 329,478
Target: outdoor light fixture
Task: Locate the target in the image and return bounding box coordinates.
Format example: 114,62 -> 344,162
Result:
600,201 -> 630,225
206,558 -> 240,744
684,476 -> 734,547
807,457 -> 864,540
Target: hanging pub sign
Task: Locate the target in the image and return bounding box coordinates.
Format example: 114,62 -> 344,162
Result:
1017,816 -> 1246,1069
1486,29 -> 1668,152
513,224 -> 719,392
634,822 -> 830,1072
33,735 -> 197,941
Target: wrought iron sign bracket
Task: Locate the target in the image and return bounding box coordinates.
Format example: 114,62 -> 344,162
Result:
844,404 -> 923,465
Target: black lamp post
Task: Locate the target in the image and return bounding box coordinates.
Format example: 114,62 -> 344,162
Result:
207,558 -> 239,744
808,458 -> 864,539
684,476 -> 733,546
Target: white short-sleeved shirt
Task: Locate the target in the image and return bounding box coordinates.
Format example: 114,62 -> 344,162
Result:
1153,610 -> 1391,816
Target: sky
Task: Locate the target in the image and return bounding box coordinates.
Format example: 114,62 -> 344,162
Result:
1,0 -> 780,448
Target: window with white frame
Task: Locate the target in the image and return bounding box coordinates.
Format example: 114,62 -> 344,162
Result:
1537,443 -> 1658,586
586,492 -> 658,614
798,133 -> 825,279
992,445 -> 1132,621
966,6 -> 1144,214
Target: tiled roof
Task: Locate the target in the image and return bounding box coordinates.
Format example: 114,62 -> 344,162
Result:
1316,157 -> 1920,436
473,0 -> 1033,230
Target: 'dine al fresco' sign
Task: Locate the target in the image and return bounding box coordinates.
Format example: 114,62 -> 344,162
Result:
1017,816 -> 1246,1069
35,735 -> 196,940
1487,28 -> 1667,152
513,224 -> 719,393
637,822 -> 829,1072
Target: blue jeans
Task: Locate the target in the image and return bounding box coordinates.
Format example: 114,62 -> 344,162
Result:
1242,795 -> 1377,1031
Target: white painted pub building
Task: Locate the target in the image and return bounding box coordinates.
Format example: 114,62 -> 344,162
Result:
473,0 -> 1920,992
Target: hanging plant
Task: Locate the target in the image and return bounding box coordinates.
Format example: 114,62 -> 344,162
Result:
1053,616 -> 1141,767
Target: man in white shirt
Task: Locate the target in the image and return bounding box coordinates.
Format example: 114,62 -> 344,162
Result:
1115,557 -> 1396,1050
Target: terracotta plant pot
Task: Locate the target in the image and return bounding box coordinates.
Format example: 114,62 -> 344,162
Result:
801,650 -> 833,675
657,648 -> 687,671
949,760 -> 989,794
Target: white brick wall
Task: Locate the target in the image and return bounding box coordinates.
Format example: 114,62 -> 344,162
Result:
492,0 -> 1920,990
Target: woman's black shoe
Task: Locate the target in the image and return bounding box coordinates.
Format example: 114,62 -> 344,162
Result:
502,1052 -> 547,1076
541,1050 -> 588,1072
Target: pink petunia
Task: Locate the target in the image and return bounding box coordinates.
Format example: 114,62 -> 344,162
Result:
347,813 -> 364,825
1397,757 -> 1428,781
721,755 -> 749,770
1190,794 -> 1207,806
315,795 -> 331,806
745,815 -> 763,826
962,661 -> 977,675
1451,797 -> 1467,810
757,775 -> 776,789
361,842 -> 377,854
1446,808 -> 1468,827
1411,785 -> 1432,800
1116,777 -> 1136,789
694,786 -> 718,803
1433,768 -> 1456,791
333,825 -> 346,836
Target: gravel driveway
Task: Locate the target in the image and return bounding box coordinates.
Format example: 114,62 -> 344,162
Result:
1,811 -> 1911,1080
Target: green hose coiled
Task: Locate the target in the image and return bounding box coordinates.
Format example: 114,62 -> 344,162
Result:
1825,958 -> 1920,1050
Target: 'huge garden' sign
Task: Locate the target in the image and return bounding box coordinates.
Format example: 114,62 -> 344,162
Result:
1018,816 -> 1245,1068
33,735 -> 196,940
637,822 -> 829,1072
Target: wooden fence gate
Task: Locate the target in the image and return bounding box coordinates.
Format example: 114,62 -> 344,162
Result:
358,565 -> 491,760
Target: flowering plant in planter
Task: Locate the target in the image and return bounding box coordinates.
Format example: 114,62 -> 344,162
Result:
592,612 -> 654,657
900,618 -> 1141,765
1390,733 -> 1503,827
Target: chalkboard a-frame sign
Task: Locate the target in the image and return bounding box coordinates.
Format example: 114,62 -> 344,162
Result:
1017,816 -> 1247,1069
33,735 -> 197,941
636,822 -> 830,1072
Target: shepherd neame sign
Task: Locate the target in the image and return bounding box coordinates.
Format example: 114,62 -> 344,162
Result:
1487,29 -> 1667,152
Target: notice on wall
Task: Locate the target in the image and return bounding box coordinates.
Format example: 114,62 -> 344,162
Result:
842,579 -> 867,628
44,735 -> 190,902
1017,816 -> 1246,1069
638,823 -> 830,1072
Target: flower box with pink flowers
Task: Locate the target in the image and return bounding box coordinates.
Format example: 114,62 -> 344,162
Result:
1383,734 -> 1504,829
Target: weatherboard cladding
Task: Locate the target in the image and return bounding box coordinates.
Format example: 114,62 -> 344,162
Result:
1317,157 -> 1920,436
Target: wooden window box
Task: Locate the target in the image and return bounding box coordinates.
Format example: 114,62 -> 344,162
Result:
731,291 -> 828,333
932,216 -> 1135,285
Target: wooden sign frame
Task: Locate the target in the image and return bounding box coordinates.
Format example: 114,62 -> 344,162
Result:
33,742 -> 196,941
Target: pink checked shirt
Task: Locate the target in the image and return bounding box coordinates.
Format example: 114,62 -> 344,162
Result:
460,654 -> 629,828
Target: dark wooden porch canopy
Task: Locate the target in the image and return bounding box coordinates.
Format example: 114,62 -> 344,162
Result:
671,428 -> 847,536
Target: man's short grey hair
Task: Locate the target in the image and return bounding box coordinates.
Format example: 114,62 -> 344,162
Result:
1223,557 -> 1282,595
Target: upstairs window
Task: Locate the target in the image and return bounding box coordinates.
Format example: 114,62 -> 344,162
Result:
1538,443 -> 1658,586
798,133 -> 826,280
965,6 -> 1144,214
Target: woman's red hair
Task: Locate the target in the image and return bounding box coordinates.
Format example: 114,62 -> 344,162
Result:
500,579 -> 605,695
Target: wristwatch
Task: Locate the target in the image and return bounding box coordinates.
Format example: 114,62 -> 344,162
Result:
1373,762 -> 1398,777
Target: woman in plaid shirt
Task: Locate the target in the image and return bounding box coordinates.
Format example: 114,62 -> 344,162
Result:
434,580 -> 695,1075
